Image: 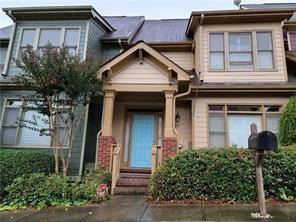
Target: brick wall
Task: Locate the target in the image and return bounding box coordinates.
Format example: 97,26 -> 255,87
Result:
162,137 -> 177,162
97,135 -> 115,171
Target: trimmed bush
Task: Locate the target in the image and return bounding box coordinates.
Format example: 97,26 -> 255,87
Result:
0,149 -> 54,195
149,146 -> 296,202
1,169 -> 110,210
279,96 -> 296,146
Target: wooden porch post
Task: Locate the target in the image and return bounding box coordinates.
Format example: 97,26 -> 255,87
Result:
97,90 -> 116,171
164,90 -> 175,137
101,90 -> 116,136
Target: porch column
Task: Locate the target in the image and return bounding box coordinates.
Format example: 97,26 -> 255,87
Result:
162,90 -> 177,162
97,90 -> 116,171
101,90 -> 116,136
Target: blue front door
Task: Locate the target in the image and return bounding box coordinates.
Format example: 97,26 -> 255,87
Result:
131,115 -> 155,168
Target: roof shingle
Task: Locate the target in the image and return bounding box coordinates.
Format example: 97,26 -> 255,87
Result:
132,19 -> 192,43
102,16 -> 144,40
0,25 -> 12,40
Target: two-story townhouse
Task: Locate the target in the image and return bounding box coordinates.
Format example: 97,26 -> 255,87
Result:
0,6 -> 114,177
0,5 -> 295,193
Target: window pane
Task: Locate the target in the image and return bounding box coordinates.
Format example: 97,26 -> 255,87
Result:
258,51 -> 273,69
228,115 -> 262,148
64,28 -> 79,46
210,33 -> 224,51
209,113 -> 225,132
39,29 -> 61,47
257,32 -> 272,50
229,64 -> 253,70
209,105 -> 224,111
266,115 -> 280,134
56,127 -> 69,147
67,47 -> 77,56
210,132 -> 225,148
228,105 -> 261,112
19,110 -> 51,146
264,106 -> 281,112
21,29 -> 36,47
1,128 -> 17,145
229,52 -> 252,62
229,33 -> 252,52
3,108 -> 19,126
210,52 -> 224,70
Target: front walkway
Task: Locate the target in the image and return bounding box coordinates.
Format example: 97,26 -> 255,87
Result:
1,196 -> 295,222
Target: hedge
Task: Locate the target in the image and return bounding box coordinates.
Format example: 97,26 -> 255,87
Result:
1,169 -> 111,210
279,96 -> 296,146
149,146 -> 296,202
0,149 -> 54,195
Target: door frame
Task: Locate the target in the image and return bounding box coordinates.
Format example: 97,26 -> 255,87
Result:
123,111 -> 163,168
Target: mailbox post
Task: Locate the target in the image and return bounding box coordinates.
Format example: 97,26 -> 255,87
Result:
248,123 -> 278,219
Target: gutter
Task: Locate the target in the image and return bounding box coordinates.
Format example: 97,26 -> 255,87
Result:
172,83 -> 191,151
2,22 -> 16,76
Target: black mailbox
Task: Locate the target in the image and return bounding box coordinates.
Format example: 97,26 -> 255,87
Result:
248,131 -> 278,151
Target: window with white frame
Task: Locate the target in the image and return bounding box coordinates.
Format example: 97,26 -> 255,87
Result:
256,32 -> 274,70
18,29 -> 36,59
208,104 -> 282,148
229,33 -> 253,70
0,99 -> 70,147
209,33 -> 225,70
17,27 -> 80,58
37,28 -> 61,55
209,31 -> 274,71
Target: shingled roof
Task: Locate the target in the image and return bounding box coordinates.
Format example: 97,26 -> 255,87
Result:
101,16 -> 144,42
0,25 -> 12,40
132,19 -> 192,43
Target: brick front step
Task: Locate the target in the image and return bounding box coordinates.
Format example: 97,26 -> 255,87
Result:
119,172 -> 151,179
113,186 -> 148,195
117,177 -> 149,187
120,168 -> 151,174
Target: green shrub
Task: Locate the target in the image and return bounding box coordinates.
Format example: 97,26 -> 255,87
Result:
83,168 -> 112,189
1,168 -> 111,210
0,149 -> 54,195
150,146 -> 296,202
279,96 -> 296,146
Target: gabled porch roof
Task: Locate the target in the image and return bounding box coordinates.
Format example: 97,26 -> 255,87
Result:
97,41 -> 191,82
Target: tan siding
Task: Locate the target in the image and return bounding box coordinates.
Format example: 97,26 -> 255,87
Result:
112,102 -> 125,145
161,52 -> 193,70
195,23 -> 287,83
112,59 -> 168,84
192,97 -> 288,148
176,104 -> 192,149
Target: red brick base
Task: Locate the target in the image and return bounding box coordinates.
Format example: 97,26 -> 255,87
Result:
162,137 -> 177,162
97,136 -> 115,171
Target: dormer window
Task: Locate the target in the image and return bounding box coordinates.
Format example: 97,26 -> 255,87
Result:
17,27 -> 80,59
38,28 -> 61,55
19,29 -> 36,58
209,31 -> 274,71
229,33 -> 253,70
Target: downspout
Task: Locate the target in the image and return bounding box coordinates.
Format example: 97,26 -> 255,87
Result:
2,17 -> 16,76
173,82 -> 191,152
